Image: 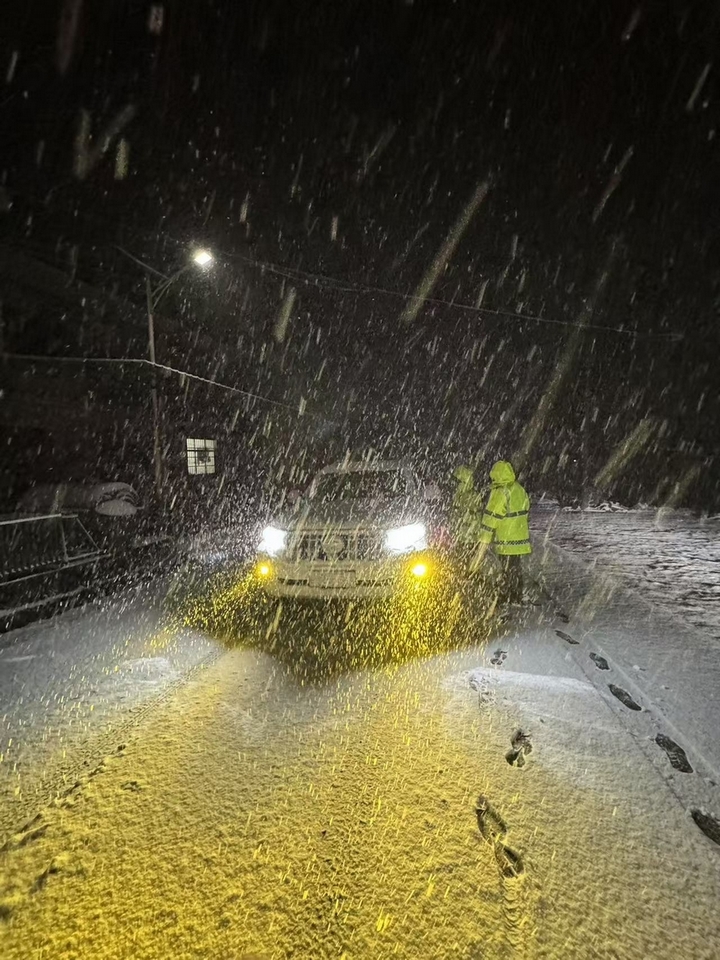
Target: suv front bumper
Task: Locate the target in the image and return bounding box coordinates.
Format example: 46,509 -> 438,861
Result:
256,556 -> 431,600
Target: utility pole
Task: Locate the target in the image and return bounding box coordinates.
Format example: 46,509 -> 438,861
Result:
116,246 -> 215,502
146,274 -> 164,499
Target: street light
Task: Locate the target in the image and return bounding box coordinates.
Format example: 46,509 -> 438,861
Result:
116,245 -> 215,499
192,249 -> 213,267
147,249 -> 215,309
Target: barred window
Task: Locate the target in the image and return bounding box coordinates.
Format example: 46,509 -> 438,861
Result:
186,438 -> 216,475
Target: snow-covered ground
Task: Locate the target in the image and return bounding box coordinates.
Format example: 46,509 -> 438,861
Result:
535,505 -> 720,641
0,578 -> 222,838
530,504 -> 720,823
1,511 -> 719,957
2,617 -> 720,959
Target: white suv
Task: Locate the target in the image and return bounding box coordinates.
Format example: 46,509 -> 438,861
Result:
256,460 -> 439,600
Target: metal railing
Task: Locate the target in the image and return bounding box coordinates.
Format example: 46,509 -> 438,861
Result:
0,513 -> 102,624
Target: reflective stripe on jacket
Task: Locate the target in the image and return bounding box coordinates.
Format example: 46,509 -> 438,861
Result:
478,461 -> 532,556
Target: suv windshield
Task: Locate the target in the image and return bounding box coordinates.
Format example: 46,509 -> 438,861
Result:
313,471 -> 409,501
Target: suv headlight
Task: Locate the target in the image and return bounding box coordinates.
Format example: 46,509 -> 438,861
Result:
385,522 -> 427,554
258,525 -> 288,557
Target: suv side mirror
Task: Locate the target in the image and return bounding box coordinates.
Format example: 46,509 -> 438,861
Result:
423,483 -> 441,502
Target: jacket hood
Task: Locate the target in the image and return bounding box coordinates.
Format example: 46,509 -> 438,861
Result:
490,460 -> 516,485
453,465 -> 474,485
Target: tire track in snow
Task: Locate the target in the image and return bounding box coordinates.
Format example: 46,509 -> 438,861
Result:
0,646 -> 225,847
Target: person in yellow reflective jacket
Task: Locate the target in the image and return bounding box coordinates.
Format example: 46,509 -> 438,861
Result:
476,460 -> 532,603
450,465 -> 484,559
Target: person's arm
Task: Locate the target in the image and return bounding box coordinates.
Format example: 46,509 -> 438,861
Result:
478,486 -> 509,544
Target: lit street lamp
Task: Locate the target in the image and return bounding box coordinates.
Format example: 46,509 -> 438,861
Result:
144,248 -> 215,315
192,248 -> 213,267
116,245 -> 215,499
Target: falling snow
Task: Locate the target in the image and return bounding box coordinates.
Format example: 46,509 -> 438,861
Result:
1,1 -> 719,956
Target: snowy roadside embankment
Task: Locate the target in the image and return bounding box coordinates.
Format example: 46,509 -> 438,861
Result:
535,505 -> 720,642
531,506 -> 720,787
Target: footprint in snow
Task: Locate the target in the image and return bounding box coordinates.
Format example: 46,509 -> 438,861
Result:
475,796 -> 525,879
506,729 -> 533,768
589,652 -> 610,670
475,795 -> 507,843
1,814 -> 48,853
31,856 -> 67,893
655,734 -> 693,773
494,843 -> 525,879
121,780 -> 143,792
608,684 -> 642,711
490,649 -> 507,666
469,676 -> 496,706
478,689 -> 496,706
691,809 -> 720,847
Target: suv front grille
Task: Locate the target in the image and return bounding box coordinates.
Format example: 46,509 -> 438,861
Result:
291,532 -> 384,562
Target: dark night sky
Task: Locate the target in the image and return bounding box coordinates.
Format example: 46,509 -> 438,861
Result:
1,0 -> 719,498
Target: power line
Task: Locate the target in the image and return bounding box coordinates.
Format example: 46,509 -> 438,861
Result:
114,245 -> 170,281
4,352 -> 301,413
221,250 -> 685,342
3,200 -> 684,343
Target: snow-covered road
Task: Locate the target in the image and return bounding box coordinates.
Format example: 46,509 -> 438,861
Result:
1,559 -> 720,958
1,509 -> 720,958
0,577 -> 222,836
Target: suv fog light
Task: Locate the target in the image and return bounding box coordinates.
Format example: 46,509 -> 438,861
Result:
411,562 -> 428,578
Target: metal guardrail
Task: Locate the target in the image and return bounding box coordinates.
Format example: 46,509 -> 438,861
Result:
0,513 -> 102,626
